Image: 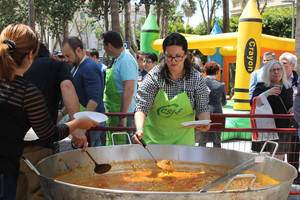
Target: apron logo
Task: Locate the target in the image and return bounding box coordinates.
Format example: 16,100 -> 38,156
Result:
157,104 -> 183,118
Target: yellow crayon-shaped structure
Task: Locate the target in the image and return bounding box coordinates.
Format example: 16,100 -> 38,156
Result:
233,0 -> 262,110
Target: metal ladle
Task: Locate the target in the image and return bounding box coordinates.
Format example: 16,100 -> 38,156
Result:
140,138 -> 158,164
85,151 -> 111,174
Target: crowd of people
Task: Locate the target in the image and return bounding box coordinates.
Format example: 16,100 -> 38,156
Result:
0,22 -> 300,199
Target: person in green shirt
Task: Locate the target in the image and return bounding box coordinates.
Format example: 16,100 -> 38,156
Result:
133,32 -> 211,145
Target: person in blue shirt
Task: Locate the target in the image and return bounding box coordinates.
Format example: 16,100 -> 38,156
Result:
102,31 -> 138,145
62,37 -> 106,146
89,48 -> 106,81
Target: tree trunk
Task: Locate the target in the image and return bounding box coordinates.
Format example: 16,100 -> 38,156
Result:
104,5 -> 109,31
295,0 -> 300,74
28,0 -> 35,29
145,0 -> 150,17
163,12 -> 168,38
156,1 -> 161,26
222,0 -> 229,33
63,22 -> 69,40
111,0 -> 121,33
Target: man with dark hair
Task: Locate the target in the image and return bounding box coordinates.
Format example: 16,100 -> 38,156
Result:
16,42 -> 84,200
249,52 -> 276,99
136,51 -> 147,81
102,31 -> 138,145
89,48 -> 107,82
62,36 -> 106,147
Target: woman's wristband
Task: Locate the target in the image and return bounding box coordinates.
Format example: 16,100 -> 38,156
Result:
265,91 -> 269,97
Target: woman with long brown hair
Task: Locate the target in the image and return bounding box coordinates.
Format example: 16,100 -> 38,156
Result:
0,24 -> 98,199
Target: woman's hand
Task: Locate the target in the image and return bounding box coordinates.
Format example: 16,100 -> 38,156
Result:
71,129 -> 88,152
66,117 -> 98,138
268,87 -> 281,96
195,124 -> 211,132
74,117 -> 99,130
132,129 -> 144,145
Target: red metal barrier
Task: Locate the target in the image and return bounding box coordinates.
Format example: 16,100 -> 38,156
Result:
89,112 -> 300,194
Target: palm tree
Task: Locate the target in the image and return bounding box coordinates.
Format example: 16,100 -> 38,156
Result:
181,0 -> 196,25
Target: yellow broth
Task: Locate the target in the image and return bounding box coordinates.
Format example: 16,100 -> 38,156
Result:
54,160 -> 279,192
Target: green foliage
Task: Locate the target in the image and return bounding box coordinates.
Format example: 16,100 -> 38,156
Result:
84,0 -> 106,19
229,17 -> 239,32
45,0 -> 85,37
0,0 -> 28,31
262,7 -> 294,38
88,19 -> 104,41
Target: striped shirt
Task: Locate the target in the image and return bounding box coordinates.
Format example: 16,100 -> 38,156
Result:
136,65 -> 209,116
0,75 -> 69,176
0,75 -> 69,142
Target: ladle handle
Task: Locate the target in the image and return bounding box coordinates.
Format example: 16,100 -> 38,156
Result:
22,156 -> 41,176
140,138 -> 147,148
85,151 -> 98,164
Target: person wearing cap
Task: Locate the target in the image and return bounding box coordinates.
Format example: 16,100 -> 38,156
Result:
133,32 -> 210,146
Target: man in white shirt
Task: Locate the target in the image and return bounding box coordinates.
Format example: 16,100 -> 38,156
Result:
279,52 -> 299,94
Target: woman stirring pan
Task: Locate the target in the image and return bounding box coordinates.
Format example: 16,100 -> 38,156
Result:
0,24 -> 98,199
133,32 -> 210,146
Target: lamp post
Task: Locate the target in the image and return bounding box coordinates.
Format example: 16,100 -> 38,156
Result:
281,0 -> 295,38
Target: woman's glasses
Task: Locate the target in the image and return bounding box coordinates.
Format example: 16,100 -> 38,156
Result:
165,55 -> 185,62
270,67 -> 283,73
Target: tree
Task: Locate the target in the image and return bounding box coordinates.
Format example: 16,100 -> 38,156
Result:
124,0 -> 138,53
227,7 -> 294,38
161,0 -> 178,38
0,0 -> 28,31
85,0 -> 110,31
261,7 -> 294,38
155,0 -> 163,26
222,0 -> 229,33
181,0 -> 197,25
28,0 -> 35,29
197,0 -> 222,34
111,0 -> 121,33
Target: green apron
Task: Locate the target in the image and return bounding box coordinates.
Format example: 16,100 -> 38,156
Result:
143,86 -> 196,145
103,68 -> 127,145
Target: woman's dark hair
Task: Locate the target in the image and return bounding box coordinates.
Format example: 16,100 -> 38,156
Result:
0,24 -> 39,82
161,32 -> 191,83
37,42 -> 50,58
204,61 -> 219,75
145,52 -> 158,63
102,31 -> 123,48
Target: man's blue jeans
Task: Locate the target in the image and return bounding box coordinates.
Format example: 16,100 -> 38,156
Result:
89,121 -> 106,147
